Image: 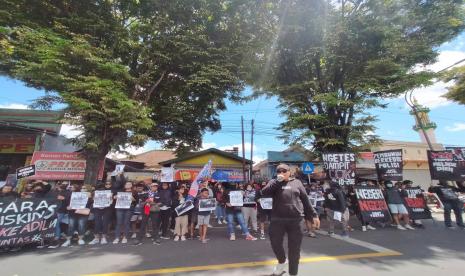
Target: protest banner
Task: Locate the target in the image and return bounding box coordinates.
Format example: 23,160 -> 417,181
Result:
115,192 -> 132,209
69,192 -> 89,209
402,187 -> 432,220
0,197 -> 58,248
175,200 -> 195,216
354,186 -> 391,223
16,165 -> 35,179
93,190 -> 113,208
322,153 -> 356,185
259,198 -> 273,210
373,150 -> 403,181
229,191 -> 244,206
428,150 -> 465,181
188,160 -> 212,198
199,199 -> 216,212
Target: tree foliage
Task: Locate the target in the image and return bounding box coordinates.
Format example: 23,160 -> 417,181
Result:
443,65 -> 465,105
0,0 -> 267,183
253,0 -> 465,153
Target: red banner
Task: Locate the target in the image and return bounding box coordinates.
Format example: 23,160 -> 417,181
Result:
29,151 -> 104,181
175,170 -> 200,181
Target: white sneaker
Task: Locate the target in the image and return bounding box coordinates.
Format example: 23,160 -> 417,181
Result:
131,233 -> 137,239
362,226 -> 367,232
195,225 -> 199,230
405,224 -> 415,230
367,225 -> 376,230
230,234 -> 236,241
272,260 -> 287,275
236,225 -> 241,229
174,236 -> 180,242
113,238 -> 120,244
77,239 -> 85,245
121,238 -> 128,244
397,225 -> 407,230
146,233 -> 152,238
89,238 -> 100,245
217,220 -> 223,225
181,235 -> 186,241
100,238 -> 108,245
61,239 -> 71,247
208,224 -> 213,228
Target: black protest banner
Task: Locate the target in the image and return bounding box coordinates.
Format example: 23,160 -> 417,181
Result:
373,150 -> 403,181
16,165 -> 35,179
427,150 -> 465,181
322,153 -> 356,185
0,197 -> 58,248
402,187 -> 432,220
354,186 -> 391,223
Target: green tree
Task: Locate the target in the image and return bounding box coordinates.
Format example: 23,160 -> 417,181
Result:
253,0 -> 464,154
0,0 -> 267,183
443,65 -> 465,104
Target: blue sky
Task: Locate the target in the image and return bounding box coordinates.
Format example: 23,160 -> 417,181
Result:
1,33 -> 465,163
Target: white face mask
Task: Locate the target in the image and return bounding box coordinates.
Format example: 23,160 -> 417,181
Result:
277,175 -> 285,182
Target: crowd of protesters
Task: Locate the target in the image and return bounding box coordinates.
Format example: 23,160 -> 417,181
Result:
1,171 -> 464,251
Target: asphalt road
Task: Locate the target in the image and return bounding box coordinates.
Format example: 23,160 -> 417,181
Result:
1,214 -> 464,276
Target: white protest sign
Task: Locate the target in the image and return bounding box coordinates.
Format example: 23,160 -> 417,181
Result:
111,164 -> 125,176
115,192 -> 133,209
175,200 -> 195,216
199,198 -> 216,212
93,190 -> 113,208
70,192 -> 89,209
229,191 -> 244,207
259,198 -> 273,210
333,211 -> 342,222
161,167 -> 174,182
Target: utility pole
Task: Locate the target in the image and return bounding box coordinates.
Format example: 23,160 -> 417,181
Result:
250,119 -> 254,182
405,91 -> 434,151
241,116 -> 246,182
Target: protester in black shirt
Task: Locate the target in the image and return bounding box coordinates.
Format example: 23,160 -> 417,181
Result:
89,181 -> 114,245
158,182 -> 173,239
62,184 -> 92,247
324,181 -> 350,237
0,184 -> 18,199
429,181 -> 464,229
261,163 -> 318,276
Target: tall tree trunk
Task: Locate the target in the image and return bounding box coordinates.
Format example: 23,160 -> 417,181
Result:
83,146 -> 109,185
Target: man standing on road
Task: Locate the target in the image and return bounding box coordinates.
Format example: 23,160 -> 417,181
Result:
429,180 -> 464,229
261,163 -> 318,276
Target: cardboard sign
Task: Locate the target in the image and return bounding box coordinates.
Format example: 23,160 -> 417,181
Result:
373,150 -> 403,181
115,192 -> 133,209
0,198 -> 58,248
175,200 -> 195,216
161,167 -> 174,182
69,192 -> 89,209
199,198 -> 216,212
259,198 -> 273,210
402,187 -> 432,220
308,192 -> 325,208
428,150 -> 465,181
229,191 -> 244,207
322,153 -> 356,185
16,165 -> 36,179
93,190 -> 113,208
354,186 -> 391,223
243,191 -> 256,205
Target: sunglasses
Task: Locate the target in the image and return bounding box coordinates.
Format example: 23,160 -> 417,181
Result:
277,169 -> 288,173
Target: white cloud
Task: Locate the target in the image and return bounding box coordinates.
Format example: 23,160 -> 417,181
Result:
59,124 -> 82,138
107,145 -> 150,159
400,50 -> 465,109
201,142 -> 217,150
0,103 -> 29,109
446,123 -> 465,132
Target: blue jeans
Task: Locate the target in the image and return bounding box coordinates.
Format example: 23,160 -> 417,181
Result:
68,216 -> 88,236
443,200 -> 464,227
115,209 -> 132,239
215,205 -> 225,220
54,212 -> 66,238
226,212 -> 249,235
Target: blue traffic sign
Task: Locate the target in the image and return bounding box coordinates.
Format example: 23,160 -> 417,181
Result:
301,162 -> 314,174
